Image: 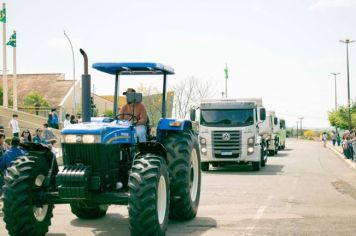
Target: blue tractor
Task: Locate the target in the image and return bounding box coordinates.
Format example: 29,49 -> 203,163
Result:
2,49 -> 201,236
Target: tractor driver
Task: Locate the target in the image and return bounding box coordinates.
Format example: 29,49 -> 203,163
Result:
119,88 -> 148,142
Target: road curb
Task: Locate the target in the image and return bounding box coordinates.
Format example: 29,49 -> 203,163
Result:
327,143 -> 356,170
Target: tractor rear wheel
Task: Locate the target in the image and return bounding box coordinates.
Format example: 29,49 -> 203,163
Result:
3,156 -> 54,236
164,131 -> 201,220
70,203 -> 108,219
128,154 -> 170,236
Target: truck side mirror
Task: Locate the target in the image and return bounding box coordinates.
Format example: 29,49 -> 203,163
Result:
260,108 -> 266,121
190,109 -> 196,121
274,117 -> 278,125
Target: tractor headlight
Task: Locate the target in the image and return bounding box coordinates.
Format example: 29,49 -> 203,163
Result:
83,135 -> 101,143
63,135 -> 76,143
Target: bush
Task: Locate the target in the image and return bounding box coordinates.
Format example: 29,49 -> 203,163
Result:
103,109 -> 113,117
304,130 -> 316,140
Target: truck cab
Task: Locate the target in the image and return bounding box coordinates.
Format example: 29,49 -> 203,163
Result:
196,98 -> 268,171
266,111 -> 280,155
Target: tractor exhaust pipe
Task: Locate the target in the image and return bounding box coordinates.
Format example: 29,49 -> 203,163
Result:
80,48 -> 91,122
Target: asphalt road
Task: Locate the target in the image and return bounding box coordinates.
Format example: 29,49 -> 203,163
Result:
1,139 -> 356,235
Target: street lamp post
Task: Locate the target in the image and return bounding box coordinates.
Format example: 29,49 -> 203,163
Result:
64,30 -> 76,115
340,39 -> 354,131
296,121 -> 299,139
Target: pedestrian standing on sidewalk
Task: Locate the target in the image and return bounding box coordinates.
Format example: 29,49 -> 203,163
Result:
51,109 -> 59,129
42,124 -> 56,141
337,132 -> 341,146
63,114 -> 71,127
331,131 -> 337,146
322,132 -> 327,148
9,114 -> 20,137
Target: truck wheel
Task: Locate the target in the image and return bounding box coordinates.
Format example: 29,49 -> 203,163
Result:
261,144 -> 268,167
252,160 -> 261,171
201,162 -> 210,171
3,156 -> 54,236
164,131 -> 201,220
70,203 -> 108,219
268,150 -> 275,156
128,154 -> 170,236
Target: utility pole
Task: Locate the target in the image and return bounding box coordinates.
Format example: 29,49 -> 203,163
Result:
330,73 -> 340,110
298,117 -> 304,138
340,39 -> 354,131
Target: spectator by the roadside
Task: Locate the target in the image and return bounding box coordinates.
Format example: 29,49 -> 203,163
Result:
0,133 -> 7,157
32,128 -> 47,144
42,124 -> 56,141
20,129 -> 32,143
47,111 -> 53,128
9,114 -> 20,137
70,115 -> 77,124
0,137 -> 26,173
322,132 -> 327,148
51,109 -> 59,129
337,132 -> 341,146
64,114 -> 71,127
331,131 -> 337,146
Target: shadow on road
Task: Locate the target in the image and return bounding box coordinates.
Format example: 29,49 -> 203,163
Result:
206,164 -> 284,175
282,148 -> 293,151
69,213 -> 216,236
273,152 -> 289,158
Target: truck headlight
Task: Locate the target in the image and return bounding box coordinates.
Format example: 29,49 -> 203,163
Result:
63,135 -> 76,143
83,135 -> 101,143
247,147 -> 254,154
200,137 -> 207,145
248,137 -> 255,145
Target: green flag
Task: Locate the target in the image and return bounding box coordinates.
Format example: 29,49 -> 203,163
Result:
7,32 -> 16,47
224,64 -> 228,79
0,8 -> 6,23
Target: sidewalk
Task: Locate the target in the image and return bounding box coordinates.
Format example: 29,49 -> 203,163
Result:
327,143 -> 356,170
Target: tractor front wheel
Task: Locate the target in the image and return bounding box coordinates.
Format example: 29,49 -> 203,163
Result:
128,154 -> 170,236
3,156 -> 54,236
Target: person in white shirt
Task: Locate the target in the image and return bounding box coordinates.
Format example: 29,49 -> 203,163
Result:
9,114 -> 20,137
63,114 -> 71,128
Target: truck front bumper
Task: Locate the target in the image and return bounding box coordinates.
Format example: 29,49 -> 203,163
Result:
200,144 -> 261,163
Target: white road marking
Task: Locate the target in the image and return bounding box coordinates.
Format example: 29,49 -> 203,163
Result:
244,195 -> 273,236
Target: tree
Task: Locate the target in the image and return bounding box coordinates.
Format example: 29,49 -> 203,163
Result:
137,84 -> 174,127
171,77 -> 216,118
23,92 -> 50,108
328,102 -> 356,130
0,85 -> 3,106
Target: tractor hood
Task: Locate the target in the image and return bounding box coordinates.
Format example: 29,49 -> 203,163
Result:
61,120 -> 131,135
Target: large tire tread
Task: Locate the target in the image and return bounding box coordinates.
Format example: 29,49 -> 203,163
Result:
3,156 -> 54,236
128,154 -> 169,236
164,131 -> 201,221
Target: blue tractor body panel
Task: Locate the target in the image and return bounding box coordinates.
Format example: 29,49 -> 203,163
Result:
157,118 -> 192,131
61,120 -> 137,145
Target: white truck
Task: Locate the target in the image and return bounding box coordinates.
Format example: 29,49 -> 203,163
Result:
191,98 -> 268,171
265,111 -> 280,156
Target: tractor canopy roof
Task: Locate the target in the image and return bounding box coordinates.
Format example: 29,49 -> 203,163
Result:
92,62 -> 175,75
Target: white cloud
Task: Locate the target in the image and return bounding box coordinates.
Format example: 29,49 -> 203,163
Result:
309,0 -> 356,10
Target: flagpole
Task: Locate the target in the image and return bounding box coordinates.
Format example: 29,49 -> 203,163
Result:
225,64 -> 228,98
12,30 -> 17,110
2,3 -> 7,107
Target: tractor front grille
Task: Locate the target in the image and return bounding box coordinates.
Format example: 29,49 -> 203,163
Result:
212,130 -> 241,158
62,144 -> 121,172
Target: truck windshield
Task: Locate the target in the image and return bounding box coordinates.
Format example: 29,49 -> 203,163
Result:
200,109 -> 254,127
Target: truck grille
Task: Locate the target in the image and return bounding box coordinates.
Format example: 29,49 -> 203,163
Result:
212,130 -> 241,158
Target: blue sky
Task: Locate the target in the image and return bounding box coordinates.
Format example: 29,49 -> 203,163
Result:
4,0 -> 356,128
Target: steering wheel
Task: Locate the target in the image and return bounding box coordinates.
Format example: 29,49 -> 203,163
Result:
117,113 -> 139,124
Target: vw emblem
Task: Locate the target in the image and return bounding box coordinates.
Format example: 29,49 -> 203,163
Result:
222,133 -> 231,141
